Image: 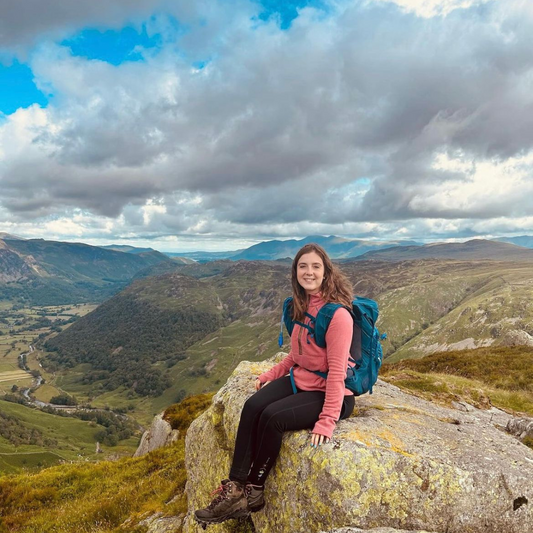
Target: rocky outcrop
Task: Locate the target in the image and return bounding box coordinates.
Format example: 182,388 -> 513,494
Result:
184,354 -> 533,533
134,413 -> 179,457
507,417 -> 533,440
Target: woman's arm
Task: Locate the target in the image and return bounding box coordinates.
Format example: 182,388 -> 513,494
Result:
257,351 -> 295,384
311,307 -> 353,440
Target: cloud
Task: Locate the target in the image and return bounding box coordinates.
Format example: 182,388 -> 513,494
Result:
1,0 -> 533,247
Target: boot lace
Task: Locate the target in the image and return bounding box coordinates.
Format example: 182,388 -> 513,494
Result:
207,482 -> 231,509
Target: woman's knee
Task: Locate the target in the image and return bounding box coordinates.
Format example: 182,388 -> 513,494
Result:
258,405 -> 287,433
241,393 -> 266,419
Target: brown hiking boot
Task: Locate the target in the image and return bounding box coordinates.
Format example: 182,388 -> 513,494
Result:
194,479 -> 249,526
246,483 -> 265,512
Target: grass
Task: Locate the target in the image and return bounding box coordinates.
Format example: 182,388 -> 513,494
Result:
0,393 -> 212,533
0,400 -> 138,471
381,346 -> 533,416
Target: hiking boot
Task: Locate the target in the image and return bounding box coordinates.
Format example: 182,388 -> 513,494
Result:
246,483 -> 265,512
194,479 -> 249,525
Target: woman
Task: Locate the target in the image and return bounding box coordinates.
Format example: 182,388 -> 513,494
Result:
195,243 -> 355,526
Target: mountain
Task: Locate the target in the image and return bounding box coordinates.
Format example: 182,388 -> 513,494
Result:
228,235 -> 421,260
494,235 -> 533,249
100,244 -> 157,254
0,232 -> 25,240
356,239 -> 533,262
166,250 -> 241,261
0,237 -> 173,305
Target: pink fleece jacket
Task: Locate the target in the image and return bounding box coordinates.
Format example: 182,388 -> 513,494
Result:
258,293 -> 353,439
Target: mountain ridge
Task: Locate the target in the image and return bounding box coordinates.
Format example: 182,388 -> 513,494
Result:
0,237 -> 173,305
356,238 -> 533,262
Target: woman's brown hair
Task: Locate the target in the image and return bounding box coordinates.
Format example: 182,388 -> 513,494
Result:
291,243 -> 353,322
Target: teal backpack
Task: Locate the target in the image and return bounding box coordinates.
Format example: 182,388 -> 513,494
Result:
278,297 -> 386,396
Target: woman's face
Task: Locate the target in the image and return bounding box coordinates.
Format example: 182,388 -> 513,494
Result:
296,251 -> 325,295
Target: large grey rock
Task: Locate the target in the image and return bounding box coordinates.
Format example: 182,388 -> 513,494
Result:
134,413 -> 179,457
184,355 -> 533,533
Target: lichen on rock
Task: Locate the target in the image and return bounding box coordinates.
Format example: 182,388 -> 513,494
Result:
183,355 -> 533,533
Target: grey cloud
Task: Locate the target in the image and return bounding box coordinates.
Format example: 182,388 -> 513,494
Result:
2,0 -> 533,233
0,0 -> 162,53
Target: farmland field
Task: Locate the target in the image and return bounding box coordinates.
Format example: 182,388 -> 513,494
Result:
0,303 -> 97,394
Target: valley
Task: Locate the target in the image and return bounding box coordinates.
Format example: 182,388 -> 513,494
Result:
0,303 -> 140,473
2,237 -> 533,478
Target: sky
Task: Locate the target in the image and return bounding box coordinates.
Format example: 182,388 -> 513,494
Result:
1,0 -> 533,252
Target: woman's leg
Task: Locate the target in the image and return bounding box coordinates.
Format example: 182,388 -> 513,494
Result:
247,392 -> 355,485
229,376 -> 294,483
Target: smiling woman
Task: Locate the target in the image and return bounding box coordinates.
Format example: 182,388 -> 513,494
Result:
194,243 -> 356,527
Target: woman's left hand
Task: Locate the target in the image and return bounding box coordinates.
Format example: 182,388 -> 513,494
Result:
310,433 -> 330,447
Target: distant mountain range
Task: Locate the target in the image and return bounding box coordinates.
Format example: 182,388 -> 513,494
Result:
356,239 -> 533,262
2,235 -> 533,307
494,235 -> 533,248
172,235 -> 422,261
166,235 -> 533,262
0,237 -> 172,305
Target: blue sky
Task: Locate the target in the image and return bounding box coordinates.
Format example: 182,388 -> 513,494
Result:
1,0 -> 533,252
0,0 -> 315,116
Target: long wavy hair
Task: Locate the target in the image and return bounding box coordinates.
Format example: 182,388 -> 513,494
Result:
291,243 -> 353,322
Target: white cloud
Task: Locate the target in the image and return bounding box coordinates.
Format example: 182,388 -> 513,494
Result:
1,0 -> 533,248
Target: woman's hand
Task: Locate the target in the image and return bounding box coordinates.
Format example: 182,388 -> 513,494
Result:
310,433 -> 330,447
255,379 -> 271,391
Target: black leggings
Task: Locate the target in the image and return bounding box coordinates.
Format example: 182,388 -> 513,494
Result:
229,376 -> 355,485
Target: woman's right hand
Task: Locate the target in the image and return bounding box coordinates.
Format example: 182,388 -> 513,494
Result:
255,379 -> 271,391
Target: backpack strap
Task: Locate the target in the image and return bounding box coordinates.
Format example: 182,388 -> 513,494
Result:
289,366 -> 298,394
279,297 -> 294,347
313,303 -> 345,348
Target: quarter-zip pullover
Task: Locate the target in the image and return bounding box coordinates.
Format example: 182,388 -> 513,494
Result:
258,293 -> 353,439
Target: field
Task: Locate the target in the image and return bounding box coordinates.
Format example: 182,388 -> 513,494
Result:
0,303 -> 97,394
0,400 -> 102,473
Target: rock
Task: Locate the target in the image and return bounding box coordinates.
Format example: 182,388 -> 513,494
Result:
507,417 -> 533,439
321,527 -> 431,533
134,413 -> 179,457
184,355 -> 533,533
138,512 -> 183,533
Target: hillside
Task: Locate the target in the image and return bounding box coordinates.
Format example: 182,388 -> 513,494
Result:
0,237 -> 172,305
37,258 -> 533,425
357,238 -> 533,262
0,395 -> 213,533
41,262 -> 290,421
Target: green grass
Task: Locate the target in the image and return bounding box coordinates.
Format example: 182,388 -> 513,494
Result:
382,346 -> 533,415
0,304 -> 97,394
0,394 -> 212,533
0,400 -> 138,471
